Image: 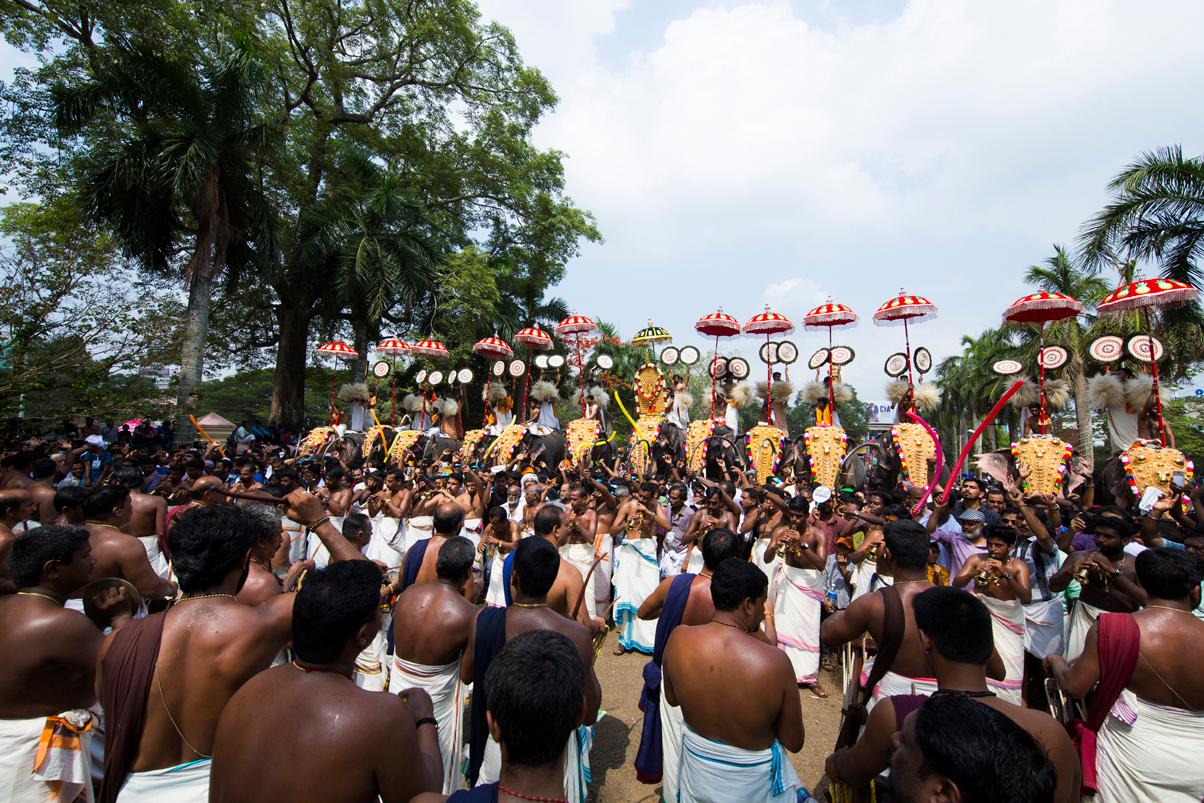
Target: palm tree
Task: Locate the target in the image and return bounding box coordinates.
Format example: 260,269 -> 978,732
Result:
1080,146 -> 1204,289
55,45 -> 276,442
1012,246 -> 1110,467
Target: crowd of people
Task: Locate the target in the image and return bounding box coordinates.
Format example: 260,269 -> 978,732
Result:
0,409 -> 1201,803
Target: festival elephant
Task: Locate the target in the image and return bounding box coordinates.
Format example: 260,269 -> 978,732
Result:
698,427 -> 745,480
422,433 -> 462,463
522,429 -> 566,473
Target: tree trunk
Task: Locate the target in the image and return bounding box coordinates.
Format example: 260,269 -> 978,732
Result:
173,266 -> 215,444
270,302 -> 313,431
350,316 -> 369,384
1072,370 -> 1094,471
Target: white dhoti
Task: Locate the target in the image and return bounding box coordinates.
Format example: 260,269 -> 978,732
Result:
751,538 -> 781,599
117,758 -> 211,802
389,657 -> 467,795
613,539 -> 660,654
1022,596 -> 1065,659
593,536 -> 613,610
659,545 -> 704,580
0,711 -> 95,803
283,517 -> 307,563
137,535 -> 170,581
353,628 -> 388,692
560,543 -> 597,619
478,728 -> 590,803
864,667 -> 938,712
774,564 -> 824,685
366,516 -> 404,569
462,519 -> 483,546
1095,688 -> 1204,803
483,550 -> 508,608
1064,600 -> 1101,663
307,516 -> 344,569
980,595 -> 1024,704
677,724 -> 800,803
407,516 -> 434,551
849,559 -> 879,602
660,683 -> 685,803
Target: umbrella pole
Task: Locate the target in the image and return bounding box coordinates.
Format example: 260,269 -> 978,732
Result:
484,370 -> 492,430
1037,323 -> 1047,435
711,334 -> 719,419
1144,309 -> 1167,446
522,348 -> 532,423
765,334 -> 772,425
329,355 -> 337,426
903,318 -> 916,409
828,328 -> 835,412
578,341 -> 587,416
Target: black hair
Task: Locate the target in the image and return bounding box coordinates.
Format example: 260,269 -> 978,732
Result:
325,467 -> 345,483
112,465 -> 143,490
292,560 -> 383,664
485,630 -> 584,768
8,525 -> 90,588
985,525 -> 1017,547
639,481 -> 658,496
433,503 -> 465,536
54,485 -> 88,513
867,491 -> 892,506
1136,548 -> 1201,602
168,505 -> 258,593
710,558 -> 768,611
883,503 -> 912,520
961,477 -> 984,492
533,505 -> 563,538
913,587 -> 993,665
787,495 -> 809,513
487,505 -> 508,523
30,458 -> 56,480
513,537 -> 559,598
341,513 -> 372,542
701,528 -> 740,570
884,518 -> 930,571
911,694 -> 1056,803
436,536 -> 476,583
82,486 -> 129,519
1088,507 -> 1135,537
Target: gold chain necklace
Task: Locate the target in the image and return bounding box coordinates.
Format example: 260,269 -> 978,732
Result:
1145,604 -> 1193,614
512,602 -> 549,609
711,618 -> 747,633
177,593 -> 237,602
17,591 -> 62,605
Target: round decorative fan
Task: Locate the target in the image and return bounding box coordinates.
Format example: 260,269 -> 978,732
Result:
415,369 -> 428,384
1039,346 -> 1068,370
992,359 -> 1024,375
371,360 -> 392,378
427,370 -> 444,385
492,360 -> 506,377
534,354 -> 549,369
458,368 -> 474,383
596,354 -> 614,370
728,357 -> 751,380
1127,335 -> 1164,363
710,356 -> 729,379
777,341 -> 799,364
829,346 -> 855,366
548,354 -> 566,368
759,341 -> 779,364
679,345 -> 701,365
884,353 -> 909,377
660,346 -> 680,366
809,349 -> 830,370
914,347 -> 932,373
1088,336 -> 1124,363
508,360 -> 526,378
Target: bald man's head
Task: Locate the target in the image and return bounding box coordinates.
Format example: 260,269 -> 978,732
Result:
433,502 -> 465,536
0,489 -> 34,524
191,475 -> 226,503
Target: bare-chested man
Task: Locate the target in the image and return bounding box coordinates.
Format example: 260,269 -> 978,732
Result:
95,491 -> 364,801
322,467 -> 355,517
461,537 -> 601,802
679,488 -> 736,573
0,526 -> 129,801
1050,509 -> 1147,662
113,467 -> 169,577
662,558 -> 805,801
635,528 -> 741,798
1048,548 -> 1204,801
953,525 -> 1031,703
390,536 -> 478,794
211,560 -> 441,802
403,503 -> 465,589
235,503 -> 305,607
560,483 -> 600,614
26,458 -> 59,523
164,475 -> 227,530
0,490 -> 35,588
80,486 -> 174,602
532,505 -> 600,632
827,587 -> 1079,803
611,481 -> 672,655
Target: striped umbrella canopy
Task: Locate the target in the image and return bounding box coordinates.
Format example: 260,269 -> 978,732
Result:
514,326 -> 554,350
472,335 -> 514,360
375,338 -> 410,356
410,338 -> 449,359
695,309 -> 741,337
316,340 -> 358,360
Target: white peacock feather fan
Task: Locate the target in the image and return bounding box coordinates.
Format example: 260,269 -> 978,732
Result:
768,380 -> 793,403
401,393 -> 424,413
440,398 -> 460,417
912,382 -> 941,411
485,384 -> 510,404
428,397 -> 447,416
832,382 -> 853,404
589,386 -> 610,409
530,380 -> 560,403
337,383 -> 371,404
800,381 -> 827,404
1044,379 -> 1070,411
729,383 -> 754,409
1123,374 -> 1154,409
885,380 -> 910,405
755,380 -> 769,401
1010,379 -> 1041,407
1087,374 -> 1125,410
675,391 -> 695,410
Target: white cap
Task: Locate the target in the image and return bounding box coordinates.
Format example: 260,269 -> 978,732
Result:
85,435 -> 107,448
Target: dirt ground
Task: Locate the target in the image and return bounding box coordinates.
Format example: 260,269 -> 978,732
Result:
587,640 -> 845,802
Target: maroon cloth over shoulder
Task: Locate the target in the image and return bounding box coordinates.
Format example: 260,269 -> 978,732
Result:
98,612 -> 167,803
1069,611 -> 1139,798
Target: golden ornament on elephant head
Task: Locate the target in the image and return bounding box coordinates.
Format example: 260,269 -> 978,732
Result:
891,422 -> 936,489
804,425 -> 847,490
1011,435 -> 1074,496
1121,439 -> 1193,499
566,419 -> 602,466
745,424 -> 786,485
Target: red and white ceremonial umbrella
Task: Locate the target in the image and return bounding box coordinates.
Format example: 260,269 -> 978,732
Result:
410,338 -> 449,360
874,291 -> 936,407
514,326 -> 554,416
556,314 -> 599,414
316,341 -> 359,425
474,335 -> 515,428
804,298 -> 859,415
375,338 -> 411,424
1097,277 -> 1199,445
696,308 -> 742,417
744,307 -> 794,425
1002,292 -> 1083,434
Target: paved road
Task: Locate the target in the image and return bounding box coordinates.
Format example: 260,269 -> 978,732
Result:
588,638 -> 846,801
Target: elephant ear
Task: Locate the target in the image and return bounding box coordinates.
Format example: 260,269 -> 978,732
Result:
976,451 -> 1011,487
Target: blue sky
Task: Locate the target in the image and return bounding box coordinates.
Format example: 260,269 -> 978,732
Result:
4,1 -> 1203,400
